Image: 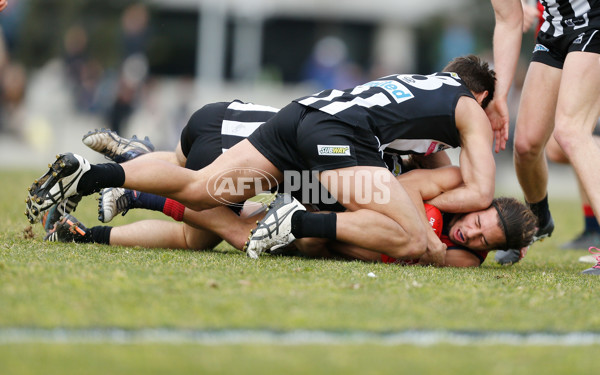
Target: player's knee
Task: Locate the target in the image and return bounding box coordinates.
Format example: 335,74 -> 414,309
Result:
513,136 -> 544,160
386,230 -> 427,259
182,189 -> 216,211
295,238 -> 329,257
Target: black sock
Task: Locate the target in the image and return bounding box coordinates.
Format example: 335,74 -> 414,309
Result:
88,226 -> 113,245
290,211 -> 337,240
77,163 -> 125,196
528,194 -> 551,227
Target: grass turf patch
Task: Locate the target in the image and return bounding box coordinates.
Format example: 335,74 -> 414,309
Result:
2,344 -> 599,375
2,169 -> 600,373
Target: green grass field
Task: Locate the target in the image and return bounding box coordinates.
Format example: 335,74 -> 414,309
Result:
2,169 -> 600,374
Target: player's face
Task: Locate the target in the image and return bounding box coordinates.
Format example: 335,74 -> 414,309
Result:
447,207 -> 505,251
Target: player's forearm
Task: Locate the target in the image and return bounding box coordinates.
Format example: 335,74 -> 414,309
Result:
438,249 -> 481,267
426,185 -> 492,213
491,0 -> 523,100
403,184 -> 447,266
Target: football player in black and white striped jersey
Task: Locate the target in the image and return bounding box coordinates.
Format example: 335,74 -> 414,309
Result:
51,100 -> 449,251
491,1 -> 600,275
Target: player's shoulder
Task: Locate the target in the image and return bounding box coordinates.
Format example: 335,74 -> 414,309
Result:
454,95 -> 490,131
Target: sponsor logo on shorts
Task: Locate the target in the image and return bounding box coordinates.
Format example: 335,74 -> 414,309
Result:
317,145 -> 351,156
533,44 -> 549,53
573,33 -> 585,44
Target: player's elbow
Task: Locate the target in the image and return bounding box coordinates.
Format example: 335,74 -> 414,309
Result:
463,187 -> 493,212
479,189 -> 494,209
471,182 -> 494,211
494,1 -> 523,27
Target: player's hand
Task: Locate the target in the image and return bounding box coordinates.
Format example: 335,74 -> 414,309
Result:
519,246 -> 529,260
522,2 -> 539,32
420,238 -> 447,266
484,97 -> 509,153
0,1 -> 7,12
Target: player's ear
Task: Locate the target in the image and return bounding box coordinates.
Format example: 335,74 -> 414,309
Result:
473,90 -> 489,107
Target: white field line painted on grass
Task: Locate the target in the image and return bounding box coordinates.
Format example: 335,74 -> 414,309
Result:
2,328 -> 600,346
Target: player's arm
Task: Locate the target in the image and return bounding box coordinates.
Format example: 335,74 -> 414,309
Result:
316,237 -> 482,267
0,1 -> 7,12
442,249 -> 482,267
426,97 -> 495,213
395,167 -> 465,266
521,0 -> 540,32
487,0 -> 523,152
395,166 -> 464,202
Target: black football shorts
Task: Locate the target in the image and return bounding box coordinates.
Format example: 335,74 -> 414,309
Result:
532,28 -> 600,69
180,102 -> 228,170
247,102 -> 386,173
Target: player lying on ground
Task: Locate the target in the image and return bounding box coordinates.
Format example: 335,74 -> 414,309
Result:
42,122 -> 535,267
26,55 -> 502,266
46,192 -> 533,268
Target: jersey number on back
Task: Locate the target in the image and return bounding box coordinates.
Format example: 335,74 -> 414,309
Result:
300,74 -> 461,115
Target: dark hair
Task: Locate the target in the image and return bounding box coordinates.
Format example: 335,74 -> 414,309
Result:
442,55 -> 496,109
491,197 -> 538,250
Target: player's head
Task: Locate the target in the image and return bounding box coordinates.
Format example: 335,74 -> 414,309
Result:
490,197 -> 538,250
446,197 -> 537,251
442,55 -> 496,109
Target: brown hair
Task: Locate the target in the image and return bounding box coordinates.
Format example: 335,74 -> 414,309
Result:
491,197 -> 538,250
442,55 -> 496,109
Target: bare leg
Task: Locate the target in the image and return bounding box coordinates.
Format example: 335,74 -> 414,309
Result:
319,166 -> 428,260
108,220 -> 222,250
120,140 -> 283,211
107,202 -> 259,251
546,134 -> 596,220
513,62 -> 562,204
553,52 -> 600,224
181,205 -> 258,250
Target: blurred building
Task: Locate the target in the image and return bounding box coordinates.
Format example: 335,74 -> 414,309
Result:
146,0 -> 471,85
3,0 -> 508,168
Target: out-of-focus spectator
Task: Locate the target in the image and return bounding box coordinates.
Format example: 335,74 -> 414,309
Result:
0,0 -> 26,54
438,19 -> 474,71
62,25 -> 104,113
301,36 -> 364,90
107,2 -> 150,135
0,61 -> 26,133
0,7 -> 26,136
